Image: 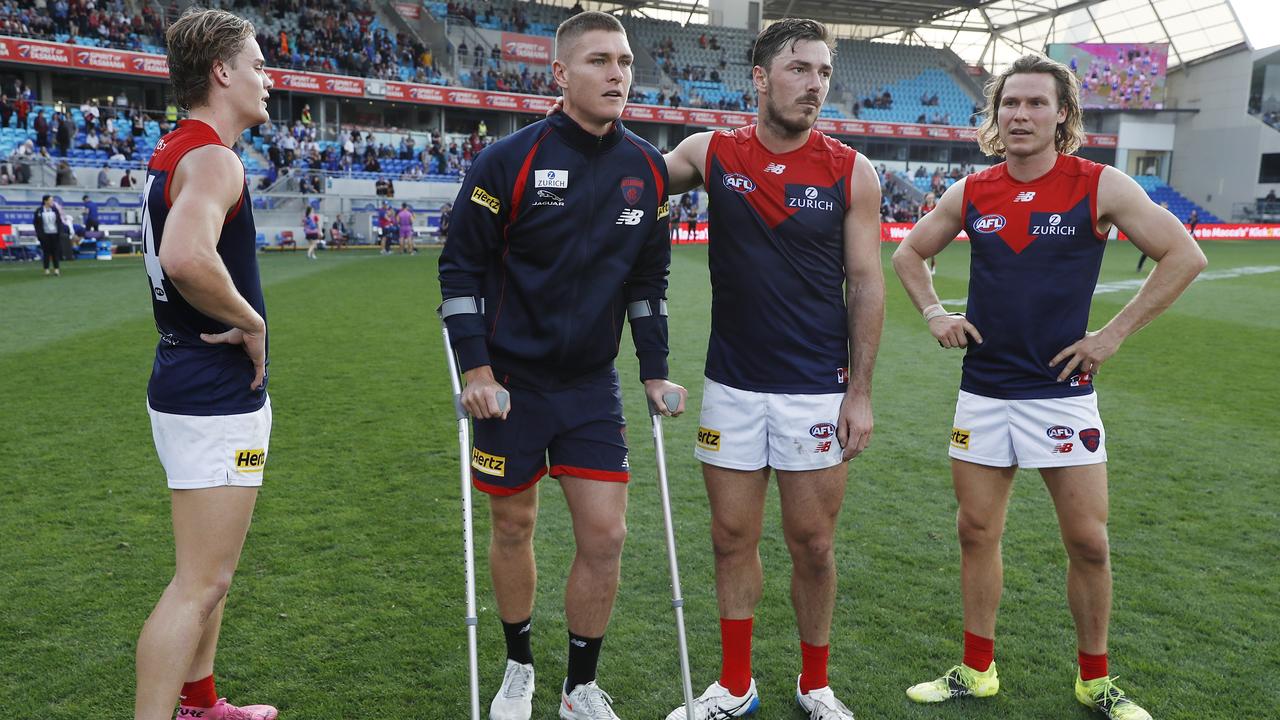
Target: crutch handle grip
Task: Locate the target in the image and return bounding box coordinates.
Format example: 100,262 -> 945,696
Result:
663,391 -> 681,414
649,391 -> 681,416
496,390 -> 510,413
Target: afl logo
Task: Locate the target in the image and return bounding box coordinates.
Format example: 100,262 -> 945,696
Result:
974,214 -> 1006,233
809,422 -> 837,439
723,173 -> 756,194
1046,425 -> 1074,440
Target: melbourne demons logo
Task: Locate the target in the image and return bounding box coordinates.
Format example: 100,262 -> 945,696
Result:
723,173 -> 756,193
973,214 -> 1006,233
620,177 -> 644,205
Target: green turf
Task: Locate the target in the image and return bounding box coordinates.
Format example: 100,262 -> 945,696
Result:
1,241 -> 1277,719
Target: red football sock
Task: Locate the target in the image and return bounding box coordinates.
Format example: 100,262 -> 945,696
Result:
1078,650 -> 1109,681
799,641 -> 830,694
179,675 -> 217,709
963,631 -> 995,672
718,617 -> 753,697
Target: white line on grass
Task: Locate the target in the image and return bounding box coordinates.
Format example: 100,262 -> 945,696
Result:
940,265 -> 1280,307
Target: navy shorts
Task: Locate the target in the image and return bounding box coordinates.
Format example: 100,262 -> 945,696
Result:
470,369 -> 629,496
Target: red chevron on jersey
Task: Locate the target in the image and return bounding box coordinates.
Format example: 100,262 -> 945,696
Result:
702,125 -> 859,394
706,125 -> 853,229
959,153 -> 1109,400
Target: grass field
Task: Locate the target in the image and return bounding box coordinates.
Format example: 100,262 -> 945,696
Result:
1,240 -> 1277,719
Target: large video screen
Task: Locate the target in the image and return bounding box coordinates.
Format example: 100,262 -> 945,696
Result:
1047,43 -> 1168,110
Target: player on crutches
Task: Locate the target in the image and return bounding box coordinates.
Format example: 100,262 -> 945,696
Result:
436,15 -> 686,719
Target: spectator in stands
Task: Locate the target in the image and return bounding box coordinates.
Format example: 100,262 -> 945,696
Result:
458,40 -> 468,58
97,163 -> 112,188
119,168 -> 135,188
0,163 -> 13,186
15,94 -> 30,129
0,94 -> 11,128
34,194 -> 65,276
55,160 -> 77,186
82,128 -> 101,151
300,104 -> 312,127
34,110 -> 50,149
53,112 -> 71,156
10,140 -> 34,183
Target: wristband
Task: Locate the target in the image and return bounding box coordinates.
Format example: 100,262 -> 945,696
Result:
923,304 -> 948,322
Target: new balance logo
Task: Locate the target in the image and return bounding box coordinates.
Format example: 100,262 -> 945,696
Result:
764,162 -> 786,174
615,208 -> 645,225
1013,191 -> 1036,202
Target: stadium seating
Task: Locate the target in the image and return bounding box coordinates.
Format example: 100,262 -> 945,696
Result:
1132,175 -> 1221,223
835,41 -> 979,126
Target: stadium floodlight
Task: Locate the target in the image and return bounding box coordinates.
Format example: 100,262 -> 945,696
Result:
439,319 -> 508,720
649,391 -> 696,720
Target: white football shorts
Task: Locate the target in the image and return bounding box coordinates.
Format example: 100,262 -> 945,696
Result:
948,390 -> 1106,469
148,396 -> 273,489
694,378 -> 845,472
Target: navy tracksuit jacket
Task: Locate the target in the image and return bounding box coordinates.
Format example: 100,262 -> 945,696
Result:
439,112 -> 672,389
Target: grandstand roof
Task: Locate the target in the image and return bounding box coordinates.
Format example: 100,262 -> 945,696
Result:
595,0 -> 1249,71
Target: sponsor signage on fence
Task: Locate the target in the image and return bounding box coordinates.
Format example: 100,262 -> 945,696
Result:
500,32 -> 552,64
0,35 -> 1121,147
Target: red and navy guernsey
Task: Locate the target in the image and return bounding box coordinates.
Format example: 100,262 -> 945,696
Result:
439,112 -> 671,390
960,153 -> 1107,400
142,119 -> 267,416
704,125 -> 858,394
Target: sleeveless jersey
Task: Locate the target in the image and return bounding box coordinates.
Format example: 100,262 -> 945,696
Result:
142,119 -> 267,416
703,126 -> 858,394
960,153 -> 1106,400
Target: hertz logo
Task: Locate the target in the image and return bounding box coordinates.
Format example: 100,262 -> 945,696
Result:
950,428 -> 970,450
470,186 -> 500,215
234,448 -> 266,472
658,200 -> 669,219
697,427 -> 721,451
471,448 -> 506,477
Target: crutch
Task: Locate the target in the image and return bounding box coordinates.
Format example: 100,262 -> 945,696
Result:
441,320 -> 508,720
650,391 -> 696,720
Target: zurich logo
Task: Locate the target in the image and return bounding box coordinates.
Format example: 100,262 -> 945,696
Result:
973,214 -> 1006,233
723,173 -> 756,193
804,186 -> 818,200
1049,213 -> 1062,225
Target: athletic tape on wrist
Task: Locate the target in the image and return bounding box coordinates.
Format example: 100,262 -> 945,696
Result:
923,304 -> 948,322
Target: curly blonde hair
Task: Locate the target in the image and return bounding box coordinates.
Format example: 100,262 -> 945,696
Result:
976,54 -> 1085,157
